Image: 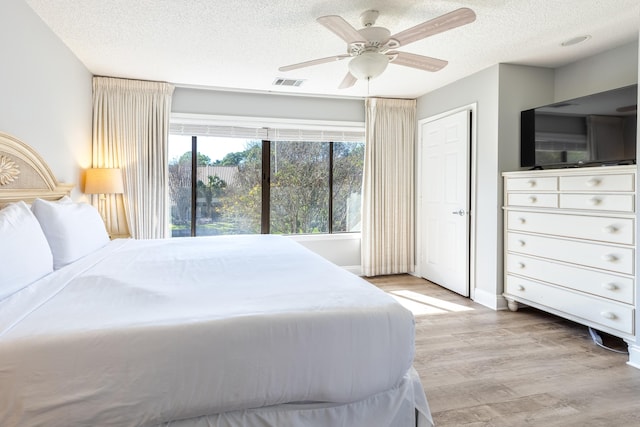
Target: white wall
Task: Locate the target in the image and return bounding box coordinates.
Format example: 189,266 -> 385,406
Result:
172,87 -> 365,269
0,0 -> 93,199
289,233 -> 361,275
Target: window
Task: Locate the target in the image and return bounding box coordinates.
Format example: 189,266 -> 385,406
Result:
270,141 -> 330,234
168,135 -> 262,236
332,141 -> 364,233
168,131 -> 364,237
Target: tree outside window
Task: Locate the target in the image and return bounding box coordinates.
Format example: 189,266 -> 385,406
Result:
168,135 -> 363,237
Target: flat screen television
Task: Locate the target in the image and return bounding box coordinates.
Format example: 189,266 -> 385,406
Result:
521,84 -> 637,168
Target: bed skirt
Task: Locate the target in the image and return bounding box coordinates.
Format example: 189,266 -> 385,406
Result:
159,367 -> 433,427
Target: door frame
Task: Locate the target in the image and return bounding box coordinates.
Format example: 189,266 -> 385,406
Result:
416,103 -> 478,300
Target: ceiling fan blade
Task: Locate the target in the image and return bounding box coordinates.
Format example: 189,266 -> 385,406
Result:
389,7 -> 476,47
338,72 -> 357,89
317,15 -> 365,44
279,54 -> 350,72
388,51 -> 448,72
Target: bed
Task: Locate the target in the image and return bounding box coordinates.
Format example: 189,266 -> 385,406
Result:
0,132 -> 433,427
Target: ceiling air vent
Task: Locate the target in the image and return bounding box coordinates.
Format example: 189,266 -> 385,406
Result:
273,78 -> 305,87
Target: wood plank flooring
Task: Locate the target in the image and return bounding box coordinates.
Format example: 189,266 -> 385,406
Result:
366,274 -> 640,427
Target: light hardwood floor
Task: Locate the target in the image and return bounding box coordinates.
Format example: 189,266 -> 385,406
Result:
366,274 -> 640,427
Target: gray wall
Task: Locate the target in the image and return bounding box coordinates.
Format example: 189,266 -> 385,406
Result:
416,65 -> 502,307
415,64 -> 555,307
172,87 -> 365,123
497,64 -> 555,173
172,86 -> 366,270
0,0 -> 93,199
555,42 -> 638,102
416,39 -> 638,309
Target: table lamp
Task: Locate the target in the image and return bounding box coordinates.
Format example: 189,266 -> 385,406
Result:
85,168 -> 124,222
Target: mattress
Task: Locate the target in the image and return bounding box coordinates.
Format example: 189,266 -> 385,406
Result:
0,235 -> 420,426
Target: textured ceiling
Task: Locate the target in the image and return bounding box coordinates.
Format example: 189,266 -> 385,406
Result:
24,0 -> 640,99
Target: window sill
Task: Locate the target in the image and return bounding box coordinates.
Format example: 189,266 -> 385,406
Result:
286,232 -> 361,243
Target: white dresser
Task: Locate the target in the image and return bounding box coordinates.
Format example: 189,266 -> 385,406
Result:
502,165 -> 636,341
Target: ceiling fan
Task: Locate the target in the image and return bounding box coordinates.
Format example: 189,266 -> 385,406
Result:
278,8 -> 476,89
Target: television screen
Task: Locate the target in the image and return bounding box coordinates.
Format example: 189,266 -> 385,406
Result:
521,84 -> 637,168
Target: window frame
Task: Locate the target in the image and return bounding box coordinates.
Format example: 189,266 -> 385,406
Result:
169,114 -> 365,237
175,136 -> 361,236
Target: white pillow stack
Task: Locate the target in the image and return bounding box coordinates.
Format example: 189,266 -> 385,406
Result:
0,201 -> 54,299
31,198 -> 110,270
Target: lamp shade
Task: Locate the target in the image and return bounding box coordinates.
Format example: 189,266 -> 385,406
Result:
348,52 -> 389,80
85,168 -> 124,194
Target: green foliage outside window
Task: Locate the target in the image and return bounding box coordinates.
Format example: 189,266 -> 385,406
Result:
168,138 -> 363,237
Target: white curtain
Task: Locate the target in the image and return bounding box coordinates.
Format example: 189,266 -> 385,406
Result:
361,98 -> 416,277
92,77 -> 174,239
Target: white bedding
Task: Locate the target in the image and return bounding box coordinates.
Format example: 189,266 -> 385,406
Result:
0,235 -> 429,426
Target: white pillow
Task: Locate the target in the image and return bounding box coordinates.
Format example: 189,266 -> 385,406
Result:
31,198 -> 109,269
55,195 -> 73,204
0,201 -> 54,299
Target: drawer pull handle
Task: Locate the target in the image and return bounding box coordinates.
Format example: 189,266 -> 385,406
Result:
586,178 -> 601,187
602,225 -> 618,234
602,283 -> 618,291
602,254 -> 618,262
518,217 -> 526,224
528,196 -> 537,203
601,311 -> 617,320
527,180 -> 536,187
589,197 -> 602,206
518,262 -> 525,269
518,240 -> 526,247
517,285 -> 525,291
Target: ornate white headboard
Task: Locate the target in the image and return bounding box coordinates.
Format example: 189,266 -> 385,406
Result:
0,132 -> 73,208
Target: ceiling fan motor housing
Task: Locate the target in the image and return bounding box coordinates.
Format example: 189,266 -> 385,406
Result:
358,27 -> 389,48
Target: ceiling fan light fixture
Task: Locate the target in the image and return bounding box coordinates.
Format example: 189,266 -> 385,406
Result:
348,52 -> 389,80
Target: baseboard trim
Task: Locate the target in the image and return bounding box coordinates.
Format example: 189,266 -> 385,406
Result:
626,341 -> 640,369
343,265 -> 362,276
473,288 -> 508,311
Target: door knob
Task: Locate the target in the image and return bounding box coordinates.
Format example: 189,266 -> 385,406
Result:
451,209 -> 466,216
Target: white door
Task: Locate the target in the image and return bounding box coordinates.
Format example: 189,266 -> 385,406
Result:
419,109 -> 471,296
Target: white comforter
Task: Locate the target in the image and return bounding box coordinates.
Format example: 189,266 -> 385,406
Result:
0,235 -> 416,426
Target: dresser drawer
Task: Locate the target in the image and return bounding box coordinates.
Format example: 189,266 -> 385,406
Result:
559,193 -> 634,213
506,210 -> 634,245
559,173 -> 635,192
507,232 -> 634,274
506,176 -> 557,191
506,193 -> 558,208
505,275 -> 634,335
506,253 -> 634,304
